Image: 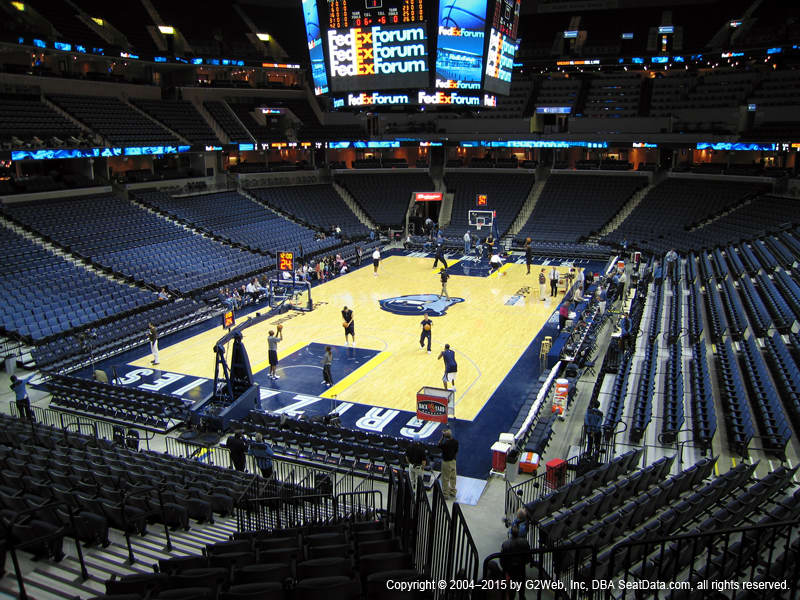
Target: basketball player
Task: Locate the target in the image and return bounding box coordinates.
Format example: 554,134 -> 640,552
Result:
433,244 -> 448,270
321,346 -> 333,386
148,323 -> 159,365
439,268 -> 450,300
342,305 -> 355,346
525,238 -> 533,275
485,234 -> 495,258
420,316 -> 432,353
489,252 -> 504,274
538,268 -> 547,301
438,344 -> 457,391
372,247 -> 381,276
267,325 -> 283,380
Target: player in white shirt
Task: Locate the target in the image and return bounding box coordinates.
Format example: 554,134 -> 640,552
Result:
372,248 -> 381,276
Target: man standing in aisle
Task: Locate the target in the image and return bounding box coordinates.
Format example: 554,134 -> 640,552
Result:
226,431 -> 248,472
10,374 -> 34,422
406,434 -> 427,495
549,266 -> 559,297
463,231 -> 471,255
438,428 -> 459,499
148,323 -> 159,365
248,433 -> 274,478
500,526 -> 531,599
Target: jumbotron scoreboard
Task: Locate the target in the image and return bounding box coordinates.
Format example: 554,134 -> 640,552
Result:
302,0 -> 522,109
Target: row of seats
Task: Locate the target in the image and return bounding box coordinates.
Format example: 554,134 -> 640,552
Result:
519,174 -> 647,243
582,461 -> 758,580
0,225 -> 157,342
605,179 -> 770,253
48,94 -> 179,146
522,449 -> 643,523
763,333 -> 800,434
33,299 -> 205,369
629,466 -> 800,587
97,521 -> 416,600
134,190 -> 341,257
132,99 -> 221,145
47,374 -> 188,431
203,101 -> 252,144
689,341 -> 717,450
0,413 -> 263,570
236,413 -> 437,481
716,338 -> 756,455
5,194 -> 270,294
739,335 -> 792,454
336,173 -> 434,228
539,455 -> 679,545
248,185 -> 369,239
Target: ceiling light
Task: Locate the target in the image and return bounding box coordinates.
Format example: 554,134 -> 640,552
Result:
158,25 -> 175,35
256,33 -> 270,41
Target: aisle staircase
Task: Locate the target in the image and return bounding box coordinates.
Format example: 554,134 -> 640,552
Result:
0,516 -> 238,600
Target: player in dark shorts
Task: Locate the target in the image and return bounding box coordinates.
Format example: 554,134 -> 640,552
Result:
267,325 -> 283,380
438,343 -> 458,391
525,238 -> 533,275
342,306 -> 355,346
420,317 -> 433,353
439,268 -> 450,299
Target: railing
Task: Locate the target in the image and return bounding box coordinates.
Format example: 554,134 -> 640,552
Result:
8,402 -> 155,449
481,519 -> 800,600
388,469 -> 479,599
3,502 -> 89,600
164,435 -> 355,494
505,455 -> 582,521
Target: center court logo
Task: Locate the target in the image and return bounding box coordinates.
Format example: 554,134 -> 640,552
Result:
379,294 -> 464,316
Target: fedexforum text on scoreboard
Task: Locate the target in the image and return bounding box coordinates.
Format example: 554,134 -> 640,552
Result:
328,25 -> 428,76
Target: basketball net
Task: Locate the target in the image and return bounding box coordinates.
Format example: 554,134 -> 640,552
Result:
476,224 -> 482,231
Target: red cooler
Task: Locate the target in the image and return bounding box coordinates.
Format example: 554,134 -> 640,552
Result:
545,458 -> 567,489
491,442 -> 511,473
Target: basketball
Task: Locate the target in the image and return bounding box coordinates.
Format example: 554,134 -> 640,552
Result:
343,321 -> 348,327
276,324 -> 283,332
424,324 -> 431,331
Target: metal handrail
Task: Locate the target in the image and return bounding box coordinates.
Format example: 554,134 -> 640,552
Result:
1,501 -> 89,600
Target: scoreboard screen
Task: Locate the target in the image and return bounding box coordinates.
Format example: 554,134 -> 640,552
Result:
484,27 -> 518,95
303,0 -> 330,94
435,0 -> 487,90
491,0 -> 521,39
306,0 -> 523,105
327,0 -> 425,29
327,23 -> 430,91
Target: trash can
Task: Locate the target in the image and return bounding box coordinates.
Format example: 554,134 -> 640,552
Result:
545,458 -> 567,489
4,355 -> 15,376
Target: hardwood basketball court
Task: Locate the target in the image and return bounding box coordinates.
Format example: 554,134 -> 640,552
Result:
129,254 -> 572,422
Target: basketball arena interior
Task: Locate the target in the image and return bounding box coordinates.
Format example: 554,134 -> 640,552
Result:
1,0 -> 800,598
